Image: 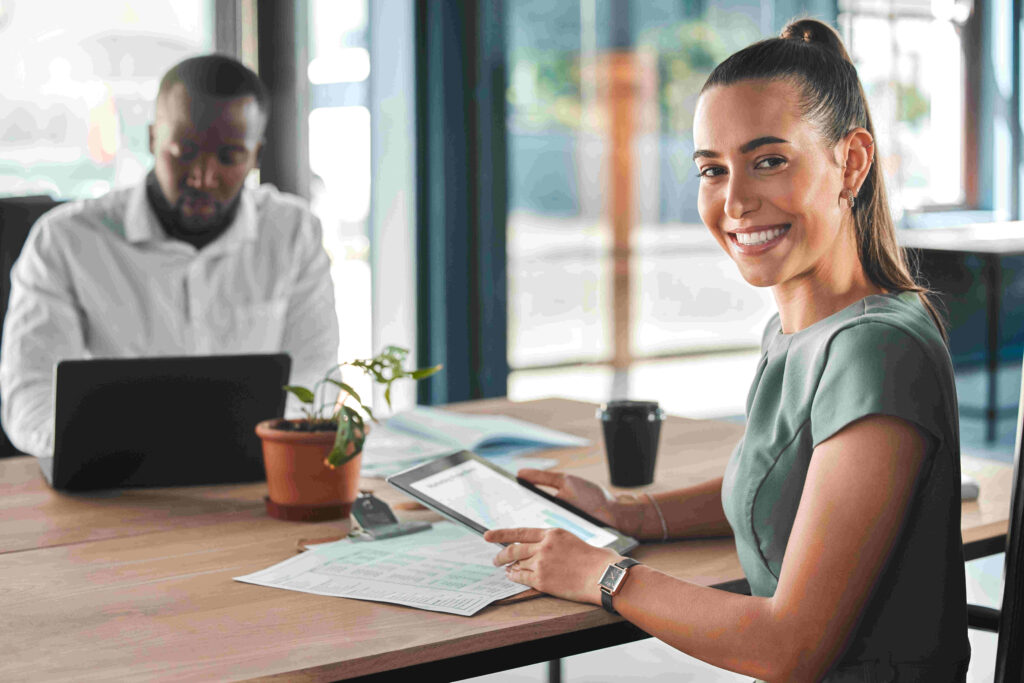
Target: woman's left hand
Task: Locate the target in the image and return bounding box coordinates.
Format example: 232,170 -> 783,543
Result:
484,527 -> 623,605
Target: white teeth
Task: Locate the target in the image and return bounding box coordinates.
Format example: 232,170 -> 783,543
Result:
735,227 -> 787,246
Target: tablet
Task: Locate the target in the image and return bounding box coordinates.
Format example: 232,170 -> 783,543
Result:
387,450 -> 638,555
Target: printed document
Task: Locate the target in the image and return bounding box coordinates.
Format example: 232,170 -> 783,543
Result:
234,522 -> 529,616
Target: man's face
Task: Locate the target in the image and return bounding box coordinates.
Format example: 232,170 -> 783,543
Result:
149,83 -> 264,232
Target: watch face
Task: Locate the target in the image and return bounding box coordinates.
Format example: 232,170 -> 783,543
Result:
599,564 -> 626,591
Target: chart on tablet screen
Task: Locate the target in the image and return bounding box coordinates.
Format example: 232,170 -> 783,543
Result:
410,460 -> 617,547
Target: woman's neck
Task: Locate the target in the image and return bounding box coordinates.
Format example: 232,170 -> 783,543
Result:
772,231 -> 884,334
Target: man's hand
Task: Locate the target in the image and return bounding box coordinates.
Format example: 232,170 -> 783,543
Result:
484,527 -> 622,605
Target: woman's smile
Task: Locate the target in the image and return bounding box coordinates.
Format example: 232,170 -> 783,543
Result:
727,224 -> 791,253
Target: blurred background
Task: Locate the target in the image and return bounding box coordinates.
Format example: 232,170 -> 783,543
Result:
3,0 -> 1006,427
0,2 -> 1016,676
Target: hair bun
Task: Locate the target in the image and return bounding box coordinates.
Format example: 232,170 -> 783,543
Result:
781,18 -> 853,63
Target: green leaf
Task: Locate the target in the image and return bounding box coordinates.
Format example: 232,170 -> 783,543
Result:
314,346 -> 443,447
283,385 -> 315,404
343,405 -> 365,430
326,379 -> 362,406
326,406 -> 367,468
327,419 -> 355,468
410,364 -> 443,380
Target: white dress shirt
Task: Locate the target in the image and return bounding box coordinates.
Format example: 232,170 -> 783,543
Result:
0,181 -> 340,457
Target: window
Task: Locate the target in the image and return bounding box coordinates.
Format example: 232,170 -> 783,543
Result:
307,0 -> 374,395
0,0 -> 214,199
839,0 -> 974,219
505,1 -> 787,405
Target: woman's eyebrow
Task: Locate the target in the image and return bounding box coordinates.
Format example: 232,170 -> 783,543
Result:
692,135 -> 790,160
740,135 -> 789,153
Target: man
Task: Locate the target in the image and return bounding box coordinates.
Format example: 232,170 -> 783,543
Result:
0,55 -> 339,457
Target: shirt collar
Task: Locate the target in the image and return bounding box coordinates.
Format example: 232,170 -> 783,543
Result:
126,179 -> 258,251
125,181 -> 166,244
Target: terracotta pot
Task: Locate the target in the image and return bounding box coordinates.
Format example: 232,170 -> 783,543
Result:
255,419 -> 364,522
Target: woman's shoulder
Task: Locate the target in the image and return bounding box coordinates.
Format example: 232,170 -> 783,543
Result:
775,292 -> 955,411
805,293 -> 957,448
790,292 -> 946,362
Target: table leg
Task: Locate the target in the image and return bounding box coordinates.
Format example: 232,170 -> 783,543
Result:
547,658 -> 562,683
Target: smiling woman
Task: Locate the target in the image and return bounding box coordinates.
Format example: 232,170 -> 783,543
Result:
485,18 -> 970,683
694,21 -> 944,335
692,78 -> 877,317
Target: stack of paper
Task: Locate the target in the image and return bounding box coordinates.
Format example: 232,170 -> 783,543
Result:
234,522 -> 529,616
359,406 -> 588,477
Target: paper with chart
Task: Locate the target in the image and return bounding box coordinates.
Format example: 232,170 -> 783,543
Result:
408,458 -> 619,548
233,522 -> 529,617
359,406 -> 584,477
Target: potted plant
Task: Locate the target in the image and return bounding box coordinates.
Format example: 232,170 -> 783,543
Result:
255,346 -> 440,521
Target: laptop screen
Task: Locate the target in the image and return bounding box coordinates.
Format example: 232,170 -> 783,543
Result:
49,353 -> 290,490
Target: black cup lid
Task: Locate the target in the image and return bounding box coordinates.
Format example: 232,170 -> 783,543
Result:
597,400 -> 665,421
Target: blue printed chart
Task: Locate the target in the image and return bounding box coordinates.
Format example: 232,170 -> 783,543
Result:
410,460 -> 617,547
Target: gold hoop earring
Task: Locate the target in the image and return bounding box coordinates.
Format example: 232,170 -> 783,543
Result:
847,190 -> 856,209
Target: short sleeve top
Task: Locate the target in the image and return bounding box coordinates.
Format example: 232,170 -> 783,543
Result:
721,292 -> 970,671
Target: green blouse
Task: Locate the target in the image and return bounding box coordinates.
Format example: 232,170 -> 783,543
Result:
721,292 -> 970,677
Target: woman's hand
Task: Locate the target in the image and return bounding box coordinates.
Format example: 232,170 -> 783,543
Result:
484,527 -> 622,604
516,468 -> 644,536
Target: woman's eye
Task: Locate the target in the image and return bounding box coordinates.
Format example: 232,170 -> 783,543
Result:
697,166 -> 726,179
755,156 -> 786,170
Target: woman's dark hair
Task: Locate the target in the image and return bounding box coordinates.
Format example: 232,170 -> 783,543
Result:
701,18 -> 945,337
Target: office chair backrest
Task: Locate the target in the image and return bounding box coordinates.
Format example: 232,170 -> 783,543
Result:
995,368 -> 1024,680
0,195 -> 62,457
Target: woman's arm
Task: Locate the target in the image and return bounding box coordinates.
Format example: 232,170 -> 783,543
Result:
516,469 -> 731,541
490,414 -> 930,681
630,477 -> 733,540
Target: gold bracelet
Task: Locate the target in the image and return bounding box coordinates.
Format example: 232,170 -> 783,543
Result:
646,493 -> 668,541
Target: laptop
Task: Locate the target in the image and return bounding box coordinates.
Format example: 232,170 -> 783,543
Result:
40,353 -> 291,491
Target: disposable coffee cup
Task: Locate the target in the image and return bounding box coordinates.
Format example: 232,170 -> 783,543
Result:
597,400 -> 666,487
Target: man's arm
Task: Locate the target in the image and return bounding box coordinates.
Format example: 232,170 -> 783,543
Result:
0,219 -> 86,457
278,212 -> 339,417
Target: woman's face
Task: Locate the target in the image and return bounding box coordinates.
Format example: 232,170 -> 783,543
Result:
692,79 -> 850,290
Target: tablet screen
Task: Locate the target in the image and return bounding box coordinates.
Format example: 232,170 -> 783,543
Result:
407,458 -> 619,548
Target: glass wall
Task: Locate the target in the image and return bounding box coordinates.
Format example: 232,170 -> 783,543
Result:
505,1 -> 779,398
0,0 -> 214,199
307,0 -> 374,398
839,0 -> 970,220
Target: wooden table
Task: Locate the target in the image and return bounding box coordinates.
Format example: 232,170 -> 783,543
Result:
0,398 -> 1012,681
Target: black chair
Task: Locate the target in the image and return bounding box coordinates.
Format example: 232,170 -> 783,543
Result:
0,195 -> 62,457
966,364 -> 1024,681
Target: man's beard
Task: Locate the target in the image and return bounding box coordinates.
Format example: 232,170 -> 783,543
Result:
175,191 -> 229,233
145,172 -> 242,248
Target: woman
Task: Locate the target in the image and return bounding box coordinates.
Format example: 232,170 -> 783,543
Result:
485,18 -> 970,682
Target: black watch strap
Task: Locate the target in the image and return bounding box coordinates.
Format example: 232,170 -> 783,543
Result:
600,558 -> 641,614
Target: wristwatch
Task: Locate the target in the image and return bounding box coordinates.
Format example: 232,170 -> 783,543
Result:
598,558 -> 641,614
